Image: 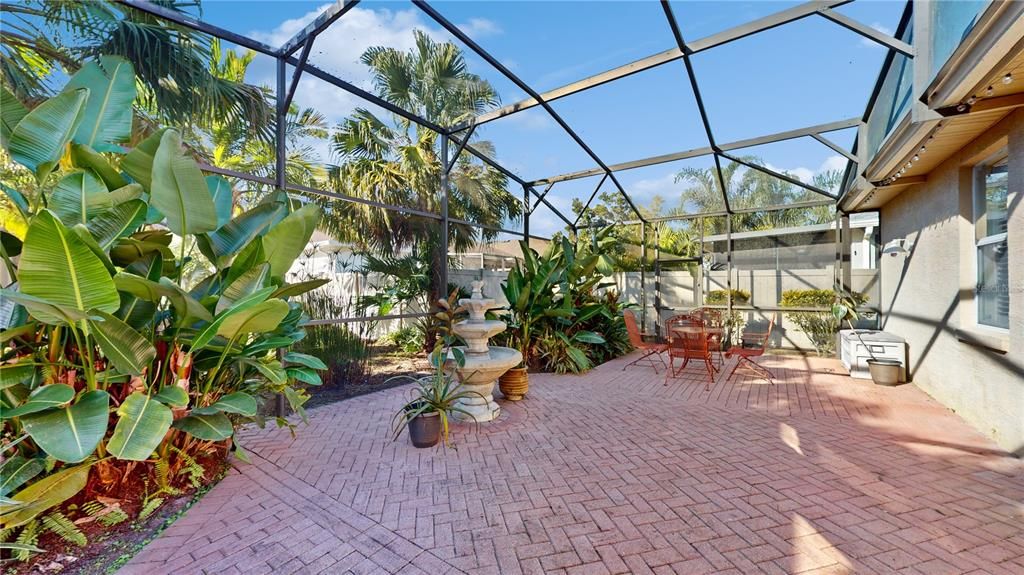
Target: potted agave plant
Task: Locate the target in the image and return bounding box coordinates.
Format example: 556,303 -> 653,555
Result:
832,282 -> 899,385
390,295 -> 481,448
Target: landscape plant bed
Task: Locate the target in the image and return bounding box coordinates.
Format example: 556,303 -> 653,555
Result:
305,345 -> 431,409
7,460 -> 230,575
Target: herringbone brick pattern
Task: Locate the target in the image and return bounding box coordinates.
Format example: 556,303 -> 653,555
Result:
120,354 -> 1024,574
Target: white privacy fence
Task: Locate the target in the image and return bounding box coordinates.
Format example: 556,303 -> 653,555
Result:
294,249 -> 878,353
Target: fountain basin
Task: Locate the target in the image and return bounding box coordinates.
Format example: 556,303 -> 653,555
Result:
450,346 -> 522,422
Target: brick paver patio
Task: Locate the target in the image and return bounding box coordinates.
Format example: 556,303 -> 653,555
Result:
121,354 -> 1024,574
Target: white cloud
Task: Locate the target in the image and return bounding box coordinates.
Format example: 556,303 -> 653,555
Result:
498,110 -> 554,132
860,22 -> 894,50
461,18 -> 502,38
626,172 -> 679,204
247,5 -> 443,124
765,154 -> 849,185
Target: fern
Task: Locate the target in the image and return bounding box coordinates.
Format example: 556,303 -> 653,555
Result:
170,446 -> 205,489
14,520 -> 41,561
138,497 -> 165,521
82,500 -> 129,527
153,457 -> 180,495
42,512 -> 87,546
0,526 -> 14,543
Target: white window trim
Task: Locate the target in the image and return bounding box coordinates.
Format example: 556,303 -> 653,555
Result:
972,153 -> 1009,332
976,232 -> 1007,247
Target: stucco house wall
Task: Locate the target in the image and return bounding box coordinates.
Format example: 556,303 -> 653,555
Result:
878,109 -> 1023,455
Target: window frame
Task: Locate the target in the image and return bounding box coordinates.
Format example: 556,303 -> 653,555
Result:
971,151 -> 1009,331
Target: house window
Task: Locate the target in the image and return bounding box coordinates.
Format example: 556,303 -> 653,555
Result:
973,153 -> 1009,329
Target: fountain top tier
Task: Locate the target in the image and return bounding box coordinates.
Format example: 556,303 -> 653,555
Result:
453,281 -> 507,355
459,280 -> 502,322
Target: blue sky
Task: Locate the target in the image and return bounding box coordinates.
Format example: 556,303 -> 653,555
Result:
200,0 -> 906,235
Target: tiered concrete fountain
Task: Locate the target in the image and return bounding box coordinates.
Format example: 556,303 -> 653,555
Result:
451,281 -> 522,422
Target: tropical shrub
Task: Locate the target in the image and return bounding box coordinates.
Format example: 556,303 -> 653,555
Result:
294,285 -> 371,387
499,232 -> 632,374
384,326 -> 424,354
0,58 -> 326,557
705,289 -> 750,305
781,288 -> 867,355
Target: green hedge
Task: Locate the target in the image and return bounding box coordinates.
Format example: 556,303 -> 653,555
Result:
780,289 -> 867,356
706,289 -> 751,305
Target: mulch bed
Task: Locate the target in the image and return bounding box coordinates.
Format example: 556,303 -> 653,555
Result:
304,347 -> 432,409
11,459 -> 230,575
10,349 -> 428,574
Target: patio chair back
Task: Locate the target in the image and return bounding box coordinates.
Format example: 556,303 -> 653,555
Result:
739,313 -> 776,354
623,310 -> 645,348
664,315 -> 691,354
666,317 -> 710,358
681,320 -> 711,360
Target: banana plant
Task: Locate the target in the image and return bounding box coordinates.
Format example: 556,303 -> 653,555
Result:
0,57 -> 328,532
501,238 -> 606,370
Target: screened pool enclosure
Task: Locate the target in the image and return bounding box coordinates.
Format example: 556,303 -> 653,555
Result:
116,0 -> 910,337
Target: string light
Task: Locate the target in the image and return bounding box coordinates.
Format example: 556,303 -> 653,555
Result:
985,86 -> 994,97
966,96 -> 976,105
1003,73 -> 1013,85
912,155 -> 919,162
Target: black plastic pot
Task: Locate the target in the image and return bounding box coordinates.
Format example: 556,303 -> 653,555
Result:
408,411 -> 441,448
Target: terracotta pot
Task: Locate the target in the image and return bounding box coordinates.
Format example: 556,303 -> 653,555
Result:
408,412 -> 441,448
499,367 -> 529,401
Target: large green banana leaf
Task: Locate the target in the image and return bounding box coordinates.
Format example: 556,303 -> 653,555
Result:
0,85 -> 28,149
150,129 -> 217,236
21,390 -> 109,463
270,279 -> 330,299
86,199 -> 148,249
224,237 -> 266,287
120,128 -> 166,189
116,253 -> 161,330
216,299 -> 289,341
0,462 -> 92,530
217,263 -> 269,314
49,170 -> 109,225
107,392 -> 172,461
87,310 -> 156,375
70,143 -> 127,189
0,361 -> 35,390
1,384 -> 75,419
0,456 -> 44,498
261,203 -> 321,279
198,202 -> 285,266
207,175 -> 233,228
112,273 -> 213,325
172,412 -> 232,441
63,56 -> 136,152
0,290 -> 92,326
192,391 -> 256,417
17,210 -> 120,324
8,88 -> 89,182
190,287 -> 275,351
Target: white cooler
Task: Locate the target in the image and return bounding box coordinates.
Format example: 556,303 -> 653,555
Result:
838,330 -> 907,381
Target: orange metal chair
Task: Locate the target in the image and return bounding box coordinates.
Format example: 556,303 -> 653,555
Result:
725,313 -> 776,383
622,310 -> 667,373
689,307 -> 726,368
664,316 -> 716,390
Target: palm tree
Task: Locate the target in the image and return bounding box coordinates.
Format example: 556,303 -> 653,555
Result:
200,40 -> 328,204
674,158 -> 835,233
1,0 -> 271,140
327,30 -> 522,313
